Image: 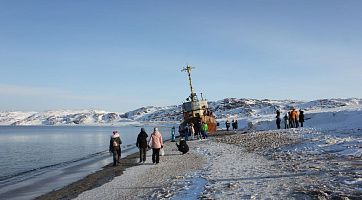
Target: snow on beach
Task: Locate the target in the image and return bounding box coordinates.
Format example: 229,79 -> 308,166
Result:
73,130 -> 362,199
71,99 -> 362,199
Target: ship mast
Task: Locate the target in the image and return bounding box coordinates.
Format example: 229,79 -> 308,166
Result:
181,65 -> 197,102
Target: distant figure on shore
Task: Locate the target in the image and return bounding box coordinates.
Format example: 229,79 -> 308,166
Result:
284,113 -> 289,129
232,119 -> 238,131
276,110 -> 281,129
225,120 -> 230,131
109,131 -> 122,166
171,126 -> 176,142
178,124 -> 183,138
136,128 -> 148,163
189,123 -> 195,140
290,108 -> 298,128
299,110 -> 305,127
148,127 -> 164,164
201,122 -> 209,139
184,124 -> 190,141
176,139 -> 189,154
197,119 -> 203,139
295,109 -> 299,128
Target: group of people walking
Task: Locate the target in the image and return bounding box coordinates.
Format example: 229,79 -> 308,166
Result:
109,127 -> 164,166
275,108 -> 305,129
110,126 -> 192,166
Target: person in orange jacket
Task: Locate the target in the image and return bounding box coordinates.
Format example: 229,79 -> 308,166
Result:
290,108 -> 298,128
290,108 -> 299,128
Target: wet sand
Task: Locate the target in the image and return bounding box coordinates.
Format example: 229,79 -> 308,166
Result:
36,139 -> 204,200
36,153 -> 140,200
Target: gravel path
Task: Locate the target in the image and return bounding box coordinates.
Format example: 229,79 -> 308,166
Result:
74,141 -> 205,200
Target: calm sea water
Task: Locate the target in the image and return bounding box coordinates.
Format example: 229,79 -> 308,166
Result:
0,125 -> 173,200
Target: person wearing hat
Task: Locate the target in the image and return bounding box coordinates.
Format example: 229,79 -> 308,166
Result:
109,131 -> 122,166
148,127 -> 163,164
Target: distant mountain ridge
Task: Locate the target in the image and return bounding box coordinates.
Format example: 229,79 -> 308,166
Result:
0,98 -> 361,126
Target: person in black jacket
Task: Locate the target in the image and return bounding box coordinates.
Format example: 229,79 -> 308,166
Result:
109,131 -> 122,166
136,128 -> 148,163
276,110 -> 281,129
225,120 -> 231,131
176,139 -> 189,154
299,110 -> 305,127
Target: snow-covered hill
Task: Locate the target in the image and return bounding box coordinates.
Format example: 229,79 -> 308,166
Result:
0,98 -> 361,126
120,105 -> 181,122
0,110 -> 138,126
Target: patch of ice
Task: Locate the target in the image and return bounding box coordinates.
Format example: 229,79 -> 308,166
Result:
343,178 -> 362,185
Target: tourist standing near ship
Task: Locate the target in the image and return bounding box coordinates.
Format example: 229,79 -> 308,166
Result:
225,120 -> 231,131
299,110 -> 305,127
202,122 -> 209,139
171,126 -> 176,142
284,113 -> 289,129
190,123 -> 195,140
276,110 -> 281,129
232,119 -> 238,131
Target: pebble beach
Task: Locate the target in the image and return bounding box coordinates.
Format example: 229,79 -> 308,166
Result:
37,129 -> 362,200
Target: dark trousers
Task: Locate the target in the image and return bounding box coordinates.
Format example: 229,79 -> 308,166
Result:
300,122 -> 304,127
185,131 -> 189,141
152,148 -> 160,164
139,147 -> 147,162
112,148 -> 121,166
276,118 -> 281,129
284,120 -> 289,129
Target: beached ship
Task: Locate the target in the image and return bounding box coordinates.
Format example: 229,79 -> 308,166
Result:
180,65 -> 217,134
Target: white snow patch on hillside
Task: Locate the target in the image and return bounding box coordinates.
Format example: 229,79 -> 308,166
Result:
0,98 -> 361,127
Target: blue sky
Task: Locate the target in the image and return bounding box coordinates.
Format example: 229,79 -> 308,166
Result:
1,1 -> 361,112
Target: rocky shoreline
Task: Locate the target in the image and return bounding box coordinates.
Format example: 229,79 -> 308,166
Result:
36,129 -> 362,199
